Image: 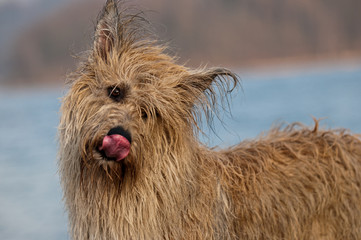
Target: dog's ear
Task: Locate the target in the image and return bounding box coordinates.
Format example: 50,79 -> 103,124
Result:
94,0 -> 119,59
187,68 -> 237,92
176,68 -> 238,110
179,68 -> 238,98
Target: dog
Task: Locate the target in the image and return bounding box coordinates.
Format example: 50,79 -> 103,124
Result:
58,0 -> 361,239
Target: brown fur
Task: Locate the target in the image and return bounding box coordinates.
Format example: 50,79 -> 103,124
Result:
58,1 -> 361,239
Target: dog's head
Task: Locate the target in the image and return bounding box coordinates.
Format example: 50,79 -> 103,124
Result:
59,0 -> 238,181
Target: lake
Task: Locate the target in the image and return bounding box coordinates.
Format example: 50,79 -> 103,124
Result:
0,63 -> 360,240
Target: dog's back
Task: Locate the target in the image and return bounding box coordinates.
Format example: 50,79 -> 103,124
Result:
206,123 -> 361,239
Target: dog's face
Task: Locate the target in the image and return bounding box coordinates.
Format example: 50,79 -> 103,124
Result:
59,0 -> 237,178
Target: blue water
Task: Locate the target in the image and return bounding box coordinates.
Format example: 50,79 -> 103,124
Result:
205,64 -> 361,146
0,88 -> 67,240
0,64 -> 360,240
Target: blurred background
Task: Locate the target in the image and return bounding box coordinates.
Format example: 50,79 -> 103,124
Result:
0,0 -> 360,239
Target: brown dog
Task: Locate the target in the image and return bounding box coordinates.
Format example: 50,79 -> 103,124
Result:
58,1 -> 361,239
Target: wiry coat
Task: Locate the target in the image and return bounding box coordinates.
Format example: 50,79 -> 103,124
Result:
58,1 -> 361,239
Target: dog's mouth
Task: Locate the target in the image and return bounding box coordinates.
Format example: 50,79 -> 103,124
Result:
97,126 -> 132,162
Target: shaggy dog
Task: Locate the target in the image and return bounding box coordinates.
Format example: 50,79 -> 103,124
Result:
58,0 -> 361,239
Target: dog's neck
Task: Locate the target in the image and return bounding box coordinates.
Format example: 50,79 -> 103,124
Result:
64,140 -> 204,239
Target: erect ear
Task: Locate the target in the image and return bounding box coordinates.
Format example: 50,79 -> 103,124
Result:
94,0 -> 119,59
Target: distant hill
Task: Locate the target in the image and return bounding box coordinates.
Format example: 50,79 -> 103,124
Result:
0,0 -> 102,85
1,0 -> 361,85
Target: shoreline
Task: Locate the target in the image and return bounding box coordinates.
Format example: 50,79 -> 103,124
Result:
234,51 -> 361,78
1,52 -> 361,88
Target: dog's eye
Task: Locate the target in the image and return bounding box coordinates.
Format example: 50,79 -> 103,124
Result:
141,110 -> 148,120
107,87 -> 124,102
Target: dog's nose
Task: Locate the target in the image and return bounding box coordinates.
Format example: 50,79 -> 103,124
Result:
107,126 -> 132,144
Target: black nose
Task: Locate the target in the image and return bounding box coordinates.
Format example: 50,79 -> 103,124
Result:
107,126 -> 132,144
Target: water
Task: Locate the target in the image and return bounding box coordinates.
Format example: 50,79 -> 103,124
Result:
0,64 -> 360,240
204,63 -> 361,146
0,88 -> 67,240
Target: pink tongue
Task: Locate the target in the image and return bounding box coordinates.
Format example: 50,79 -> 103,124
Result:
99,135 -> 130,161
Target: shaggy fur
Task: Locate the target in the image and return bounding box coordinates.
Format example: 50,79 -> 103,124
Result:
58,1 -> 361,239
